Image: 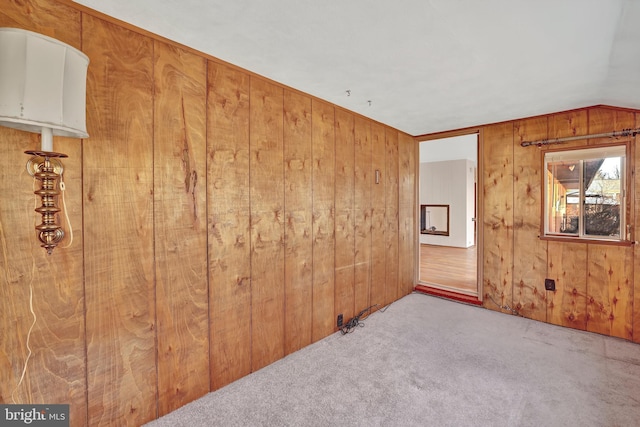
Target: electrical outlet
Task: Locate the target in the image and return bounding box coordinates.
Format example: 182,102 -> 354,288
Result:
544,278 -> 556,291
337,314 -> 343,327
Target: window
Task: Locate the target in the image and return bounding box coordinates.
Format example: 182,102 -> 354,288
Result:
544,145 -> 626,241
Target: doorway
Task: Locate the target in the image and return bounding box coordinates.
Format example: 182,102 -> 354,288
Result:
417,133 -> 480,298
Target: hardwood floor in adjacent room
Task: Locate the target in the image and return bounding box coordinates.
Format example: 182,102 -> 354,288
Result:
419,244 -> 477,294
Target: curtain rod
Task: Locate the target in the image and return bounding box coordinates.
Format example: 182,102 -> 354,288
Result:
520,128 -> 640,147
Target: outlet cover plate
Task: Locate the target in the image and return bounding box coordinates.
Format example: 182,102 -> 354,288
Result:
544,278 -> 556,291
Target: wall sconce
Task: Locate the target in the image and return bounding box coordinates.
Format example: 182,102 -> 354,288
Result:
0,28 -> 89,254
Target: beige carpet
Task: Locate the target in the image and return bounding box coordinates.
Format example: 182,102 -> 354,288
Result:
145,292 -> 640,426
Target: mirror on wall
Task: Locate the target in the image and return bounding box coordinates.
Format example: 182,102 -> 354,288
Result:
420,204 -> 449,236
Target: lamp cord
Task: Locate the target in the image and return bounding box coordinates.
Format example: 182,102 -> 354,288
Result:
11,260 -> 37,404
59,171 -> 73,248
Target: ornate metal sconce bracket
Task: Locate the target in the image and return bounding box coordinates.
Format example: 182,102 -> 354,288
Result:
25,150 -> 68,255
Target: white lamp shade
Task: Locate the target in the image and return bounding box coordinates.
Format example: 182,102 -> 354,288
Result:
0,27 -> 89,139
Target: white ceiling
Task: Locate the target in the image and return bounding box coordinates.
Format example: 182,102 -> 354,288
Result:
73,0 -> 640,136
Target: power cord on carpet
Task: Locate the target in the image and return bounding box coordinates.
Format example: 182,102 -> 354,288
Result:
340,304 -> 380,335
488,294 -> 521,316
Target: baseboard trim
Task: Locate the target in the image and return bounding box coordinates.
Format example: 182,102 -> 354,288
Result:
414,284 -> 483,306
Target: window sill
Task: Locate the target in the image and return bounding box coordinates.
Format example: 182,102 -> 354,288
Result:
539,235 -> 634,246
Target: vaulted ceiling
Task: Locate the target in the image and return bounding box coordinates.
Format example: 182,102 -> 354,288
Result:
73,0 -> 640,136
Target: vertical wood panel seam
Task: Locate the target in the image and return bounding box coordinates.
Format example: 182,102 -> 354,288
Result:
476,131 -> 483,299
544,116 -> 549,321
283,93 -> 288,351
512,122 -> 516,315
370,127 -> 373,307
383,129 -> 387,306
248,76 -> 253,373
331,108 -> 339,330
352,118 -> 356,316
80,11 -> 90,426
633,113 -> 637,341
586,108 -> 591,330
204,59 -> 212,393
282,88 -> 287,351
414,137 -> 420,289
368,122 -> 373,308
544,114 -> 550,321
384,128 -> 388,304
309,100 -> 314,342
510,122 -> 516,314
151,39 -> 159,421
396,132 -> 400,299
372,125 -> 376,304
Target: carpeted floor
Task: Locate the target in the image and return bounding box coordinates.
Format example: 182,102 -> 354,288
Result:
145,292 -> 640,427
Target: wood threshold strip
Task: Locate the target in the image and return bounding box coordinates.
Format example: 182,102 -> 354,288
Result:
414,284 -> 482,306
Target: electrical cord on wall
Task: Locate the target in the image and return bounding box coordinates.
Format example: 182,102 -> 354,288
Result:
59,171 -> 73,248
7,169 -> 72,403
11,260 -> 37,404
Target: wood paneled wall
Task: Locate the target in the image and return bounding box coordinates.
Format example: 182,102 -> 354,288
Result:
208,62 -> 252,391
0,2 -> 87,425
0,1 -> 415,425
283,90 -> 313,355
482,106 -> 640,343
154,38 -> 209,416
